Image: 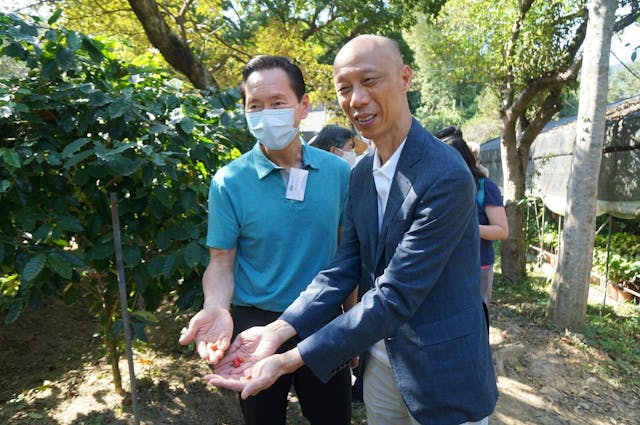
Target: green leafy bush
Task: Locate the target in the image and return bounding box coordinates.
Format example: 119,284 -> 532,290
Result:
593,233 -> 640,293
0,12 -> 249,393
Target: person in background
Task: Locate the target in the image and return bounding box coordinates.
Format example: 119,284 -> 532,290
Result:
309,125 -> 358,168
466,140 -> 490,177
178,55 -> 352,425
436,126 -> 508,305
206,35 -> 498,425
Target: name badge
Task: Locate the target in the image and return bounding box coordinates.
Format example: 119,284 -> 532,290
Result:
286,168 -> 308,201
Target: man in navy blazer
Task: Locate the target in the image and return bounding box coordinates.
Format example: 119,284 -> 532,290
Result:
207,34 -> 498,425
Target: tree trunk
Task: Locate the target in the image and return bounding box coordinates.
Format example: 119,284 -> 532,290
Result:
127,0 -> 215,89
499,125 -> 529,283
547,0 -> 616,330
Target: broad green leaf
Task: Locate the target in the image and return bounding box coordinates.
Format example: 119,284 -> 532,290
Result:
123,245 -> 142,266
2,41 -> 26,58
60,251 -> 84,268
151,153 -> 167,166
23,253 -> 47,282
108,100 -> 129,118
32,223 -> 52,242
150,124 -> 170,134
107,156 -> 144,176
81,37 -> 105,63
179,117 -> 195,134
183,241 -> 201,269
48,8 -> 63,25
56,215 -> 84,232
148,256 -> 164,278
133,267 -> 150,293
4,301 -> 24,324
78,83 -> 94,94
88,243 -> 113,260
104,142 -> 135,156
63,149 -> 95,169
48,252 -> 73,279
66,31 -> 81,51
89,90 -> 110,106
0,180 -> 11,193
45,151 -> 62,166
181,189 -> 196,211
162,253 -> 179,278
0,147 -> 21,169
61,138 -> 92,158
154,186 -> 172,209
55,47 -> 74,70
155,230 -> 171,251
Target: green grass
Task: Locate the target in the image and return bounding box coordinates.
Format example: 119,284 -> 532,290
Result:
493,270 -> 640,387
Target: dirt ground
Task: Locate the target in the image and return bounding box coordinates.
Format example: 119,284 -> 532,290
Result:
1,290 -> 639,425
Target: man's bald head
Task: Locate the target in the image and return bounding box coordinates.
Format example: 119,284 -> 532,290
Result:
331,34 -> 413,152
333,35 -> 404,71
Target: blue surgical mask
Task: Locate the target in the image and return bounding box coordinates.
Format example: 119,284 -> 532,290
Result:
246,108 -> 299,150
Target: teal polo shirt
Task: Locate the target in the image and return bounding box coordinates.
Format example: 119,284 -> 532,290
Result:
206,141 -> 350,312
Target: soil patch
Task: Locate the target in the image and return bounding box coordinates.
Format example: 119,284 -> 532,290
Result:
0,296 -> 638,424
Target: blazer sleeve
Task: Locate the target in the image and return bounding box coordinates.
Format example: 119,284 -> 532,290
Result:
294,162 -> 478,382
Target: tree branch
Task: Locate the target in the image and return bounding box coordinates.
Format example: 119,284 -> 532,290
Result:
519,88 -> 564,149
502,0 -> 535,112
126,0 -> 216,89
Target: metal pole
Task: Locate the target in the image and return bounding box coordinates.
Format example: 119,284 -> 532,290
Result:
110,192 -> 141,425
600,215 -> 613,315
539,202 -> 545,266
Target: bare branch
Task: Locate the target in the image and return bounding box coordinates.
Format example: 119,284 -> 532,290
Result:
127,0 -> 216,89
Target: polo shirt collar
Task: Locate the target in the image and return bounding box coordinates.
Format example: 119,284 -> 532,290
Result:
252,138 -> 318,180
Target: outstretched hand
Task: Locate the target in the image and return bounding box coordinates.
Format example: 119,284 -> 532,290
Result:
179,306 -> 233,364
238,351 -> 302,399
204,325 -> 282,392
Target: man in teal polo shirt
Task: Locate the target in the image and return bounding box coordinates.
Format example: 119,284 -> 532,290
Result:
179,55 -> 352,425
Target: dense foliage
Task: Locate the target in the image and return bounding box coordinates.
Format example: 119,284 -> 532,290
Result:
0,12 -> 248,381
39,0 -> 445,107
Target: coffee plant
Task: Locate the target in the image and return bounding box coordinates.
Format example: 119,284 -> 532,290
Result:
0,12 -> 249,394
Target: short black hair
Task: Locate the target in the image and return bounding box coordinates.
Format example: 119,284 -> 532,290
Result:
436,125 -> 485,179
240,55 -> 306,105
435,125 -> 463,141
309,125 -> 355,152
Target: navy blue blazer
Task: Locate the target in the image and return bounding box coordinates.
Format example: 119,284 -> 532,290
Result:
280,118 -> 498,424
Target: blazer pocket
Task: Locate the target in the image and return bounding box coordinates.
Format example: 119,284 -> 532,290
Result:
414,309 -> 475,346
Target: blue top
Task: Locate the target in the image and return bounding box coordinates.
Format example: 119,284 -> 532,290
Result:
477,177 -> 503,266
206,141 -> 350,312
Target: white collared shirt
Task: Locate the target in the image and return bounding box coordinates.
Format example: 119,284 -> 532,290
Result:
370,139 -> 406,366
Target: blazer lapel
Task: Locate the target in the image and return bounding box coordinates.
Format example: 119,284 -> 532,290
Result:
374,120 -> 422,267
363,160 -> 380,266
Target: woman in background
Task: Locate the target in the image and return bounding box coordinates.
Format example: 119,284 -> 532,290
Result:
309,125 -> 361,168
436,126 -> 509,306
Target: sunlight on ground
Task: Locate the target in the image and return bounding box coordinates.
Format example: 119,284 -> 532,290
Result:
497,377 -> 548,409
